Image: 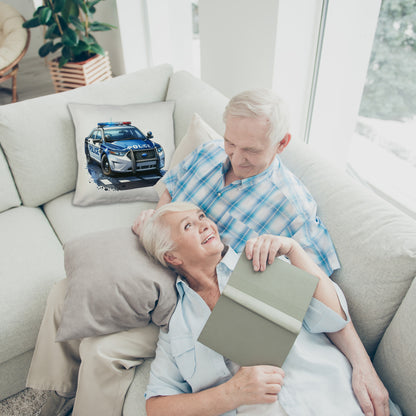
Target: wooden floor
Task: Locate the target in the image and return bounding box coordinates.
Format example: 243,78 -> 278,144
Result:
0,56 -> 56,106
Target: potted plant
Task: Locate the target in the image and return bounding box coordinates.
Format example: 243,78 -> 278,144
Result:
23,0 -> 116,92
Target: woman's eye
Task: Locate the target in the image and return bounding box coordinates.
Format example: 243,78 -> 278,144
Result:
184,223 -> 191,230
199,213 -> 205,220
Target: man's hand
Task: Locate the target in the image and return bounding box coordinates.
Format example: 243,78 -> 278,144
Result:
245,235 -> 296,272
352,364 -> 390,416
225,365 -> 284,408
131,209 -> 155,236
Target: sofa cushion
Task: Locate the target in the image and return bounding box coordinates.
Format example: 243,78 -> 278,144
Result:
373,277 -> 416,416
0,145 -> 20,212
0,64 -> 173,207
280,141 -> 416,356
43,192 -> 155,244
166,71 -> 228,146
68,101 -> 175,206
0,206 -> 65,364
56,228 -> 177,341
154,113 -> 222,196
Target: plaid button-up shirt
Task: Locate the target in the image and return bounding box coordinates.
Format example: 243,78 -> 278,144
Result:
163,140 -> 339,276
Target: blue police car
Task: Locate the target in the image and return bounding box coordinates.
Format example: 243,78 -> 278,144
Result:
84,121 -> 165,176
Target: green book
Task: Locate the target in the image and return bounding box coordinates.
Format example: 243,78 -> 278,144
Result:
198,255 -> 319,367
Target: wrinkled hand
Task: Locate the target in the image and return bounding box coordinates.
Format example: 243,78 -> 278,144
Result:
131,209 -> 156,236
226,365 -> 284,407
352,364 -> 390,416
245,235 -> 296,272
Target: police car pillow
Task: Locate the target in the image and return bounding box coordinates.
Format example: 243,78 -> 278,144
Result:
56,227 -> 178,342
68,101 -> 175,206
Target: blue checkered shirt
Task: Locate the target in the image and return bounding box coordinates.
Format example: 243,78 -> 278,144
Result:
163,140 -> 340,275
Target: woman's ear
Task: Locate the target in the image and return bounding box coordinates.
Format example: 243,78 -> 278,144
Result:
164,252 -> 183,266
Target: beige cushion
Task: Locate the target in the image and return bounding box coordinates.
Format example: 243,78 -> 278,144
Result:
373,277 -> 416,416
0,145 -> 20,212
56,228 -> 177,341
166,71 -> 228,146
0,3 -> 27,69
68,101 -> 175,206
43,192 -> 155,244
0,206 -> 65,364
154,113 -> 222,196
280,141 -> 416,356
0,64 -> 173,207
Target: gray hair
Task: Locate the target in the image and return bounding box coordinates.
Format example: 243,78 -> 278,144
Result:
223,89 -> 290,145
140,201 -> 200,267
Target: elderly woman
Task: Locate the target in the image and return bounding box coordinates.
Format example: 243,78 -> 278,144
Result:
140,202 -> 400,416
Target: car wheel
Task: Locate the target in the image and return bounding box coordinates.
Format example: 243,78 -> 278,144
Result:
85,147 -> 91,163
101,154 -> 113,176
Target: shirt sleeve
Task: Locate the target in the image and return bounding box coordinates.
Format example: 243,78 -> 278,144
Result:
145,330 -> 192,400
303,282 -> 351,334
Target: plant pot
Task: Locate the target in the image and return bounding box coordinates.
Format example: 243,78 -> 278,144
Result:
47,52 -> 112,93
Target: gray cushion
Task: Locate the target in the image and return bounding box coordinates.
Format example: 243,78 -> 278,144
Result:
0,145 -> 20,213
373,277 -> 416,416
0,207 -> 65,364
0,64 -> 173,207
56,227 -> 178,341
280,141 -> 416,356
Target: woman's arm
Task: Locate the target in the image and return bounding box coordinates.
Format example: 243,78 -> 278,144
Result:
147,365 -> 284,416
245,235 -> 390,416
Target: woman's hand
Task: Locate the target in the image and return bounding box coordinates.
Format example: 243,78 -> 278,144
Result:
131,209 -> 156,236
225,365 -> 285,407
245,235 -> 297,272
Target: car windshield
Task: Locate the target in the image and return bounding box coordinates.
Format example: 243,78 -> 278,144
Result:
104,126 -> 146,141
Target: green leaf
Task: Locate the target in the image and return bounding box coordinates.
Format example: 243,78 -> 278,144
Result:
38,41 -> 54,57
53,0 -> 65,13
22,17 -> 41,28
44,23 -> 59,39
61,45 -> 72,59
59,55 -> 69,68
69,16 -> 85,32
51,42 -> 63,53
89,22 -> 115,31
39,7 -> 53,24
89,43 -> 105,56
62,28 -> 79,46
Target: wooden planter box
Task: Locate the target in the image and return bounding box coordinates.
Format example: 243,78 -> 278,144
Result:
47,52 -> 112,93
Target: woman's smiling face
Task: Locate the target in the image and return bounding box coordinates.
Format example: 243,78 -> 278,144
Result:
162,208 -> 224,266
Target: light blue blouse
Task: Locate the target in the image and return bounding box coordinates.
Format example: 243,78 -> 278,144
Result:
145,248 -> 395,415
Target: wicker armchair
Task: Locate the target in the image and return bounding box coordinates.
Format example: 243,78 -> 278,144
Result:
0,2 -> 30,103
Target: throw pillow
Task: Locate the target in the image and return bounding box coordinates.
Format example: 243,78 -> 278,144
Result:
68,101 -> 175,206
154,113 -> 223,196
56,227 -> 178,342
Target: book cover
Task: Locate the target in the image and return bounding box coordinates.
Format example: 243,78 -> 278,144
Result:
198,255 -> 319,367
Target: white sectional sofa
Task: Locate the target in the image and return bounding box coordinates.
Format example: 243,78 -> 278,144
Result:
0,64 -> 415,415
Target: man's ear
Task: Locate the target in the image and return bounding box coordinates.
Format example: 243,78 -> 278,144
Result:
164,252 -> 183,266
276,133 -> 291,154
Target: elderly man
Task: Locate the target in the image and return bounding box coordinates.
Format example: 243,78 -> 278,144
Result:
28,89 -> 388,416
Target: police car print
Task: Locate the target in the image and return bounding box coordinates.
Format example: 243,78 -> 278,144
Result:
84,121 -> 165,191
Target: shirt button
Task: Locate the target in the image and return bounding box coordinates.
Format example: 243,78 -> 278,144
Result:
217,192 -> 222,197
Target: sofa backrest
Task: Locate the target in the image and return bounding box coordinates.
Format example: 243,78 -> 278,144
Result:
0,64 -> 173,207
0,144 -> 21,212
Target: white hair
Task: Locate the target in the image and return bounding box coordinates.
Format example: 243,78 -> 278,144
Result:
139,202 -> 200,267
223,89 -> 290,145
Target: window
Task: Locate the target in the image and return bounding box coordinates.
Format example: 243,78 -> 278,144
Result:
347,0 -> 416,218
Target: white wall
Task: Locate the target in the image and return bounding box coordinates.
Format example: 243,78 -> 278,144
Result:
199,0 -> 280,98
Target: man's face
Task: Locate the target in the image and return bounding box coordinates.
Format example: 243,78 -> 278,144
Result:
224,116 -> 279,179
163,209 -> 224,267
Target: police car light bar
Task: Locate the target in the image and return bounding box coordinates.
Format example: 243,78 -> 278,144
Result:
97,121 -> 132,127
